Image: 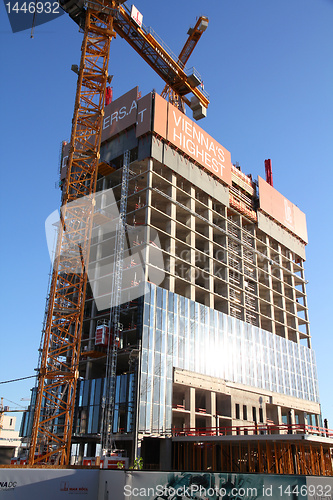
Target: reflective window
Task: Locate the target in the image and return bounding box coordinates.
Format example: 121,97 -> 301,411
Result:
82,380 -> 90,407
138,283 -> 320,434
94,378 -> 102,405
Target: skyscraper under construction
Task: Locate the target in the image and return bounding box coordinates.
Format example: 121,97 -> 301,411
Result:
21,87 -> 333,475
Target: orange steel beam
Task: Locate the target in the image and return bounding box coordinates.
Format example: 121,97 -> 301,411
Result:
28,3 -> 116,466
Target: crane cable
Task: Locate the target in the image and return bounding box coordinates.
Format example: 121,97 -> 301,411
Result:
0,375 -> 35,385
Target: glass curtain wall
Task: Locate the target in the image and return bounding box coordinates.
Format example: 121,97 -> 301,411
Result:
74,373 -> 135,436
139,283 -> 319,434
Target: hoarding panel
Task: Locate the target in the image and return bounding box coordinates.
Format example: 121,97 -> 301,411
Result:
2,469 -> 330,499
166,104 -> 232,185
127,471 -> 308,500
0,469 -> 99,500
306,476 -> 333,500
136,93 -> 152,138
258,176 -> 308,243
101,89 -> 232,188
101,87 -> 139,142
153,92 -> 168,139
293,203 -> 308,243
98,470 -> 126,500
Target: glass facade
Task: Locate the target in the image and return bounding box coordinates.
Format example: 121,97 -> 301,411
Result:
139,283 -> 320,433
74,373 -> 135,436
20,387 -> 37,438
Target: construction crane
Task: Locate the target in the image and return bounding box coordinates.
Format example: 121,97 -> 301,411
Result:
28,0 -> 208,466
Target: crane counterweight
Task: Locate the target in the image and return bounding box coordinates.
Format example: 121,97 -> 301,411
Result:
59,0 -> 86,27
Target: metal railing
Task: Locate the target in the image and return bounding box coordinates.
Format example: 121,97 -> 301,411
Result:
169,423 -> 333,438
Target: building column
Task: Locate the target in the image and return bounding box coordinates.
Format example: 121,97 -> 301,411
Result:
277,406 -> 283,426
188,186 -> 196,301
143,159 -> 153,283
277,244 -> 288,339
209,391 -> 216,429
287,250 -> 300,344
85,302 -> 97,379
207,198 -> 214,309
266,236 -> 276,335
300,262 -> 311,347
299,411 -> 307,427
168,172 -> 177,293
78,442 -> 85,465
190,387 -> 196,429
136,437 -> 142,459
159,438 -> 172,470
289,409 -> 296,434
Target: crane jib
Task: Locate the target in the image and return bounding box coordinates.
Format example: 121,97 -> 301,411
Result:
58,0 -> 209,110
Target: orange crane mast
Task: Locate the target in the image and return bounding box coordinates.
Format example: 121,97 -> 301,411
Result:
28,0 -> 119,465
28,0 -> 208,466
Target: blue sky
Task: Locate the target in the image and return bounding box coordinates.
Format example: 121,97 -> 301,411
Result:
1,0 -> 332,431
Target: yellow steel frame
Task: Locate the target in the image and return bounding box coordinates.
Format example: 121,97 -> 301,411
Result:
28,3 -> 116,465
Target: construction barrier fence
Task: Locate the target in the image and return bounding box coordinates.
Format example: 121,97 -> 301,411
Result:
0,469 -> 333,499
